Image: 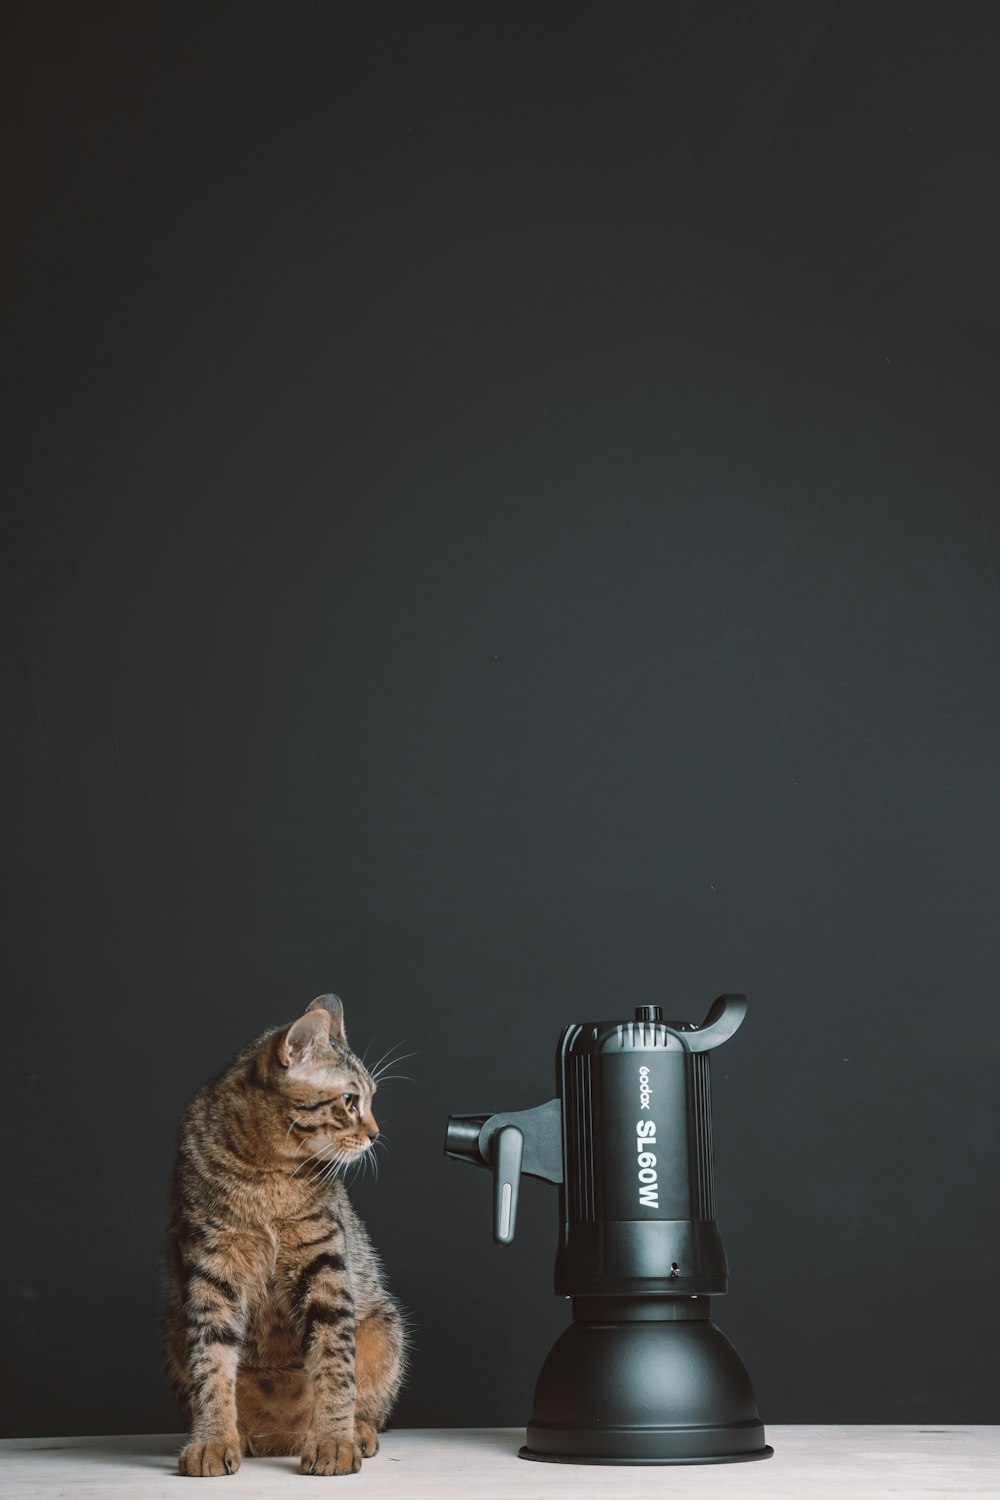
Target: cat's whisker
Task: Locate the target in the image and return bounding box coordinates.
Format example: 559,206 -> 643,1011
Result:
366,1037 -> 410,1075
311,1147 -> 340,1176
290,1151 -> 318,1179
367,1039 -> 418,1081
320,1149 -> 350,1186
371,1050 -> 419,1081
373,1050 -> 416,1074
293,1144 -> 340,1182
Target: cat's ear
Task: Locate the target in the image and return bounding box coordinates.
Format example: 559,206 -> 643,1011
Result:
277,1009 -> 331,1068
307,993 -> 347,1046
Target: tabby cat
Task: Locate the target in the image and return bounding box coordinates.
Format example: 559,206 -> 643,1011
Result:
163,994 -> 406,1477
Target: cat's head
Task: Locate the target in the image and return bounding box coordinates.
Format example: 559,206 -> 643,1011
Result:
271,994 -> 379,1168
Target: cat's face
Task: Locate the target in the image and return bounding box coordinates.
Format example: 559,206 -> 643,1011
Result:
274,995 -> 380,1169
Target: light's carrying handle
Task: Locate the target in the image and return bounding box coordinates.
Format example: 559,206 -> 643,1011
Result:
682,993 -> 747,1051
490,1125 -> 524,1245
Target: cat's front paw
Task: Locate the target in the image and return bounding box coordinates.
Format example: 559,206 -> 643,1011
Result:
355,1421 -> 380,1457
178,1439 -> 241,1477
301,1434 -> 363,1476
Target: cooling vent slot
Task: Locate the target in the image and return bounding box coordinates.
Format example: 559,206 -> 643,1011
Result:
565,1051 -> 596,1222
687,1051 -> 716,1221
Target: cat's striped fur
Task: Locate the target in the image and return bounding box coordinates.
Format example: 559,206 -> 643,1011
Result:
163,994 -> 406,1477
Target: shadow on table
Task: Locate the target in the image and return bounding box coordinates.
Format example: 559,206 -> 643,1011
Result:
439,1428 -> 524,1457
23,1434 -> 182,1474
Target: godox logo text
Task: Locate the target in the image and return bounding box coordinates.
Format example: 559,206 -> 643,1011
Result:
636,1065 -> 658,1207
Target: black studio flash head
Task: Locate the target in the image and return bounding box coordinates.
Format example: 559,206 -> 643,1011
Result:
445,995 -> 772,1465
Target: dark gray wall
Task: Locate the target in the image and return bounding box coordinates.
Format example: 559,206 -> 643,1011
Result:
3,1 -> 998,1438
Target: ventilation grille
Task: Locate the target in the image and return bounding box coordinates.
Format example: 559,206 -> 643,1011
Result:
615,1022 -> 669,1048
565,1051 -> 596,1222
688,1052 -> 717,1221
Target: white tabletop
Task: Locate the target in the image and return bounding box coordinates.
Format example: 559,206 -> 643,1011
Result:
0,1427 -> 995,1498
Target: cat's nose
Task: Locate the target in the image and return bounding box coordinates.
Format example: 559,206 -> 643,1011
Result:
365,1118 -> 380,1141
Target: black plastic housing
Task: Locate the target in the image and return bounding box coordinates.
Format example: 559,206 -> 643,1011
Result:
555,1018 -> 727,1297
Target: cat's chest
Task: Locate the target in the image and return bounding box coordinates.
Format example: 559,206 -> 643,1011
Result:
262,1212 -> 347,1299
248,1242 -> 351,1330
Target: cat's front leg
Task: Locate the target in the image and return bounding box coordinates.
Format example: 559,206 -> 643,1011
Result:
177,1243 -> 255,1477
291,1234 -> 361,1476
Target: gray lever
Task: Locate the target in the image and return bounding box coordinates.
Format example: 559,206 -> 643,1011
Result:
491,1125 -> 524,1246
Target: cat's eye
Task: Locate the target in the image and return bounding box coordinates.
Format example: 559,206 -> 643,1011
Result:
343,1093 -> 358,1111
